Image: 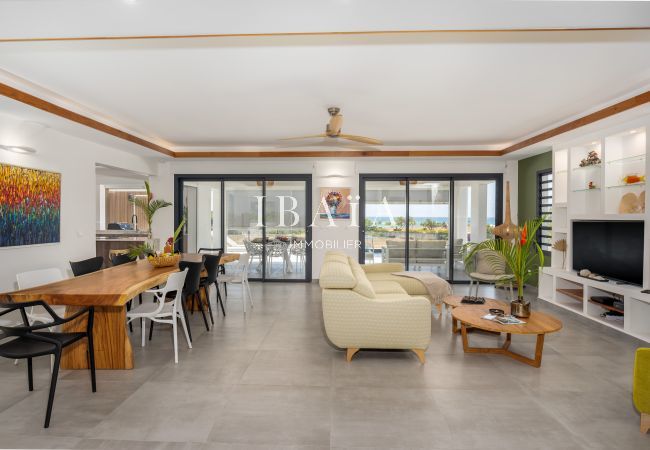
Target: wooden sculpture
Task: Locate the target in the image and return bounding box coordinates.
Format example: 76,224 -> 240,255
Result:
493,181 -> 518,241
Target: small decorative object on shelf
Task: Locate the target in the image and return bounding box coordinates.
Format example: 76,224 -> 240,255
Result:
578,269 -> 608,282
619,191 -> 645,214
588,181 -> 597,189
579,150 -> 601,167
552,239 -> 567,269
622,174 -> 646,185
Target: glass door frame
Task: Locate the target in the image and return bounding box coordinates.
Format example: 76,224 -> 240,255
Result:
358,173 -> 503,284
174,174 -> 312,282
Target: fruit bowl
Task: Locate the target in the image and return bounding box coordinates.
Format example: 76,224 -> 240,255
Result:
147,253 -> 181,268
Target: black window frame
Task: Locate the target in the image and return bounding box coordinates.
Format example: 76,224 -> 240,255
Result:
174,174 -> 312,282
358,173 -> 503,284
536,169 -> 553,253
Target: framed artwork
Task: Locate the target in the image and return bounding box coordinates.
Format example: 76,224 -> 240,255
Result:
0,163 -> 61,247
319,187 -> 351,219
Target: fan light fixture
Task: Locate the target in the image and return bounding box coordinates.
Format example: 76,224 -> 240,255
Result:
0,145 -> 37,154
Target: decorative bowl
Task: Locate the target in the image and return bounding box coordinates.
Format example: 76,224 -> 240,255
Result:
147,253 -> 181,268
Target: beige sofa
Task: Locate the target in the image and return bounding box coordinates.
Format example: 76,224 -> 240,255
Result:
384,239 -> 447,266
319,251 -> 431,363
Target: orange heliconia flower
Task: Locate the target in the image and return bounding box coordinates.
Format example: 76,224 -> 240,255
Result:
520,224 -> 528,246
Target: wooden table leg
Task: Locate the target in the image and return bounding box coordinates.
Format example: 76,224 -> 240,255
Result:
62,305 -> 133,370
460,326 -> 546,368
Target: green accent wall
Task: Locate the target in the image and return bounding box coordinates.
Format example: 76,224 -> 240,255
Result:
518,150 -> 553,284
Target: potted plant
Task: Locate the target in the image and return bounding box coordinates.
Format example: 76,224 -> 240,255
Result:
464,217 -> 545,317
130,180 -> 172,241
128,218 -> 186,266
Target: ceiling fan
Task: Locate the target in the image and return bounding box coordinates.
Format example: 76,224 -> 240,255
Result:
280,107 -> 383,145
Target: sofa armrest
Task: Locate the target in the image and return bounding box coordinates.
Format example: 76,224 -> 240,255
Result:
361,262 -> 405,273
322,289 -> 431,350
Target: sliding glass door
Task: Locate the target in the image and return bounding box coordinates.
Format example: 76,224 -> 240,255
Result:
176,175 -> 312,281
360,174 -> 501,283
408,180 -> 450,278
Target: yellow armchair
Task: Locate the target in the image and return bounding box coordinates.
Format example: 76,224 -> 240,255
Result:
634,348 -> 650,433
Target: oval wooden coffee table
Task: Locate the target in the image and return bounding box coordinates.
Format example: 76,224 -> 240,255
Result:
443,295 -> 509,334
452,305 -> 562,368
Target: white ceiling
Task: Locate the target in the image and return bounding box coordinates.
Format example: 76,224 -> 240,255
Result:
0,2 -> 649,156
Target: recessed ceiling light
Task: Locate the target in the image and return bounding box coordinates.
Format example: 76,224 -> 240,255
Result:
0,145 -> 37,154
630,129 -> 639,134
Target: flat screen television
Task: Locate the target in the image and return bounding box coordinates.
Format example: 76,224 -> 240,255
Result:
572,220 -> 644,285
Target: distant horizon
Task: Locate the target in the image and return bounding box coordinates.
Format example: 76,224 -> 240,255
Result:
367,216 -> 496,225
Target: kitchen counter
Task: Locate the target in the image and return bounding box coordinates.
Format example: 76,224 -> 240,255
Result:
96,230 -> 148,266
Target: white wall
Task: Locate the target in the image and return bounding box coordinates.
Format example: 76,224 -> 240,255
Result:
149,157 -> 514,279
0,112 -> 157,292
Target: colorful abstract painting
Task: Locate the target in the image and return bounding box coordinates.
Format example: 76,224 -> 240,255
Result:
0,164 -> 61,247
319,187 -> 351,219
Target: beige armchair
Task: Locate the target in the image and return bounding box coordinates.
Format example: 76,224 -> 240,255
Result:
319,252 -> 431,362
465,246 -> 515,299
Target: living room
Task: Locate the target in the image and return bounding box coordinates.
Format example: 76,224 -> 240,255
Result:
0,1 -> 649,449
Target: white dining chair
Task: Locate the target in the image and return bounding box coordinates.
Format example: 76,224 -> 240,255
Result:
126,269 -> 191,364
220,253 -> 254,313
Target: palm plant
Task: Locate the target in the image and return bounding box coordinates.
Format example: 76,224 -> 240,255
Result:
465,217 -> 545,304
130,180 -> 171,237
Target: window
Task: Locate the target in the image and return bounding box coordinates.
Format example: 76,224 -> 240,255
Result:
537,170 -> 553,252
360,174 -> 502,283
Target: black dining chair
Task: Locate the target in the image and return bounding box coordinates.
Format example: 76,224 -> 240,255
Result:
199,252 -> 224,320
149,260 -> 206,342
199,248 -> 227,295
0,300 -> 96,428
69,256 -> 104,277
110,253 -> 136,266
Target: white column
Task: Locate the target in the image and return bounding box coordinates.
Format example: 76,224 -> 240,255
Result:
455,185 -> 469,242
470,182 -> 488,242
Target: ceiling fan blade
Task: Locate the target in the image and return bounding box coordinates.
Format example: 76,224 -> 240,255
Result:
279,134 -> 328,141
328,114 -> 343,135
338,134 -> 383,145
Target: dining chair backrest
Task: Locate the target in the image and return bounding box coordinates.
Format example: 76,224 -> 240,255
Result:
203,251 -> 222,285
111,253 -> 136,266
179,261 -> 202,295
16,268 -> 65,290
70,256 -> 104,277
146,269 -> 188,317
198,247 -> 223,254
235,253 -> 251,280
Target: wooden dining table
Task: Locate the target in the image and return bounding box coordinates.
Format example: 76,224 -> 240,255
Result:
0,252 -> 239,370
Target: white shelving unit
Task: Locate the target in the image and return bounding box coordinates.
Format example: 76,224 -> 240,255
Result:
540,118 -> 650,342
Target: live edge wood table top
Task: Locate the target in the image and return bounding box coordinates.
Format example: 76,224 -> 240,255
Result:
0,253 -> 239,370
451,303 -> 562,368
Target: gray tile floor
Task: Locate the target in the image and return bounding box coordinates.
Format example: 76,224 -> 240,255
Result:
0,283 -> 648,449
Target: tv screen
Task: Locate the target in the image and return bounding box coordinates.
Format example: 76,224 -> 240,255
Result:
572,221 -> 644,285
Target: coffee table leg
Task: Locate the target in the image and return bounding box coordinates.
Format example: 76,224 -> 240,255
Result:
460,327 -> 546,368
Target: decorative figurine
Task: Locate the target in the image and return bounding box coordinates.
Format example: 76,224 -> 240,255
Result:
579,150 -> 601,167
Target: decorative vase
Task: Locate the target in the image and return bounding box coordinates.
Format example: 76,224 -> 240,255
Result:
510,297 -> 531,318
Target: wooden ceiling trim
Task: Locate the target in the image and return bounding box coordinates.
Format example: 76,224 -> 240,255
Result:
500,90 -> 650,155
1,27 -> 649,43
2,82 -> 649,159
174,150 -> 502,158
0,83 -> 175,157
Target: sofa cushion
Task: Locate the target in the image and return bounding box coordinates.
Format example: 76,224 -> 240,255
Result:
365,272 -> 429,296
319,260 -> 357,289
348,258 -> 376,298
324,252 -> 350,264
371,280 -> 408,295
